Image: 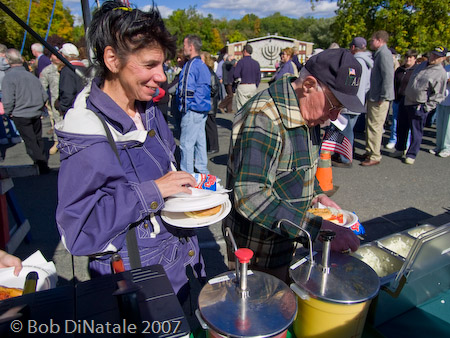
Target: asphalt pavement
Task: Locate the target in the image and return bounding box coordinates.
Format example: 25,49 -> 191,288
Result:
1,84 -> 449,326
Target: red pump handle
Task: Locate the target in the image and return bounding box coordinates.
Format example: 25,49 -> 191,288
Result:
235,248 -> 254,264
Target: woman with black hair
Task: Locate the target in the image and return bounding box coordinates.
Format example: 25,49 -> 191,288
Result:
55,1 -> 205,299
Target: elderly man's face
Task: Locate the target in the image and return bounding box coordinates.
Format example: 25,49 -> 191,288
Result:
300,81 -> 343,127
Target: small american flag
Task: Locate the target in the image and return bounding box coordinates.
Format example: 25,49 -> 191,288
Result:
349,68 -> 356,76
321,129 -> 353,161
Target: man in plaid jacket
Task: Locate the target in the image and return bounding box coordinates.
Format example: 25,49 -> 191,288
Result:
223,48 -> 364,282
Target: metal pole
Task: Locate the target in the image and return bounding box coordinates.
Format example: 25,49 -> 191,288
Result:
80,0 -> 91,32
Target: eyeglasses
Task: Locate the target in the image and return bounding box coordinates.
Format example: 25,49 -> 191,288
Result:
318,82 -> 344,114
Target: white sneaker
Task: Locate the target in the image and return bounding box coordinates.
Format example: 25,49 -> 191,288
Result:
429,148 -> 438,155
438,150 -> 450,158
0,138 -> 8,145
386,142 -> 395,149
389,150 -> 403,158
11,137 -> 22,144
404,157 -> 415,164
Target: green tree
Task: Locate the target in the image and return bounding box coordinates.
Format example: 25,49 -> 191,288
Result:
211,28 -> 223,53
332,0 -> 450,54
0,0 -> 74,58
253,17 -> 261,37
165,7 -> 205,47
308,17 -> 335,49
260,12 -> 297,37
227,30 -> 247,43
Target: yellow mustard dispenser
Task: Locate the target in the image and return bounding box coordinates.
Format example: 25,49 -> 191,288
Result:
289,229 -> 380,338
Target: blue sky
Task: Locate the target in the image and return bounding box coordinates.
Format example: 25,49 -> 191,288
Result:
63,0 -> 338,24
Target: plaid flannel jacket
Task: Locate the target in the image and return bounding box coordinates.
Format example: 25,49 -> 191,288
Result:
223,76 -> 323,268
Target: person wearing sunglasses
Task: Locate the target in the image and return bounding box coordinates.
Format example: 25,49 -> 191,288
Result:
223,48 -> 365,282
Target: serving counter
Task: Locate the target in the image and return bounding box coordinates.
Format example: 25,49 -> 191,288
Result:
352,222 -> 450,337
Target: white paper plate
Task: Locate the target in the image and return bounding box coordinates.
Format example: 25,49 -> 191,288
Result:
162,199 -> 231,228
0,265 -> 55,293
172,187 -> 231,198
335,210 -> 358,228
312,205 -> 358,228
163,192 -> 229,212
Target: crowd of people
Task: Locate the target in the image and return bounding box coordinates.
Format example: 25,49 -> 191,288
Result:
0,0 -> 448,310
0,40 -> 87,173
158,32 -> 450,171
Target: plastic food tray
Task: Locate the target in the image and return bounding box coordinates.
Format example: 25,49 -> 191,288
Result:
352,224 -> 444,285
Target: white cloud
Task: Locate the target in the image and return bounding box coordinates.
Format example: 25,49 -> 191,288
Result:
203,0 -> 337,19
63,0 -> 81,4
156,5 -> 174,18
73,14 -> 83,26
142,5 -> 174,18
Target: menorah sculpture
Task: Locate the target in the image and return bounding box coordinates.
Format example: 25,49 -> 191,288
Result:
261,44 -> 281,66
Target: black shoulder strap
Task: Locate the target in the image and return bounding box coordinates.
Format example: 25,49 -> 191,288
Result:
93,111 -> 142,269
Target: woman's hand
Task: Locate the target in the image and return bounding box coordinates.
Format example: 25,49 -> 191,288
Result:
320,221 -> 360,253
0,250 -> 22,276
155,171 -> 197,198
311,194 -> 340,210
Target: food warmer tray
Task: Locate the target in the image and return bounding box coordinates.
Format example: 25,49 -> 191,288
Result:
353,223 -> 450,327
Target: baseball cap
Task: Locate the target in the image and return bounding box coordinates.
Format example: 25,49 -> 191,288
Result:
305,48 -> 365,113
60,43 -> 79,57
349,37 -> 367,49
431,46 -> 448,57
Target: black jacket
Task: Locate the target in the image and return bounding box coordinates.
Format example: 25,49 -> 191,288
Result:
58,63 -> 87,114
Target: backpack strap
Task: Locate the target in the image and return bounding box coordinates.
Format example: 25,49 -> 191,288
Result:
93,111 -> 142,269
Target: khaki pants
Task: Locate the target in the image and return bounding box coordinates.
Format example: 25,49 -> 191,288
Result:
236,84 -> 257,111
365,100 -> 390,161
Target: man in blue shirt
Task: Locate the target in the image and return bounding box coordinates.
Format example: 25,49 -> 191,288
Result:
233,44 -> 261,111
31,43 -> 51,78
176,35 -> 211,174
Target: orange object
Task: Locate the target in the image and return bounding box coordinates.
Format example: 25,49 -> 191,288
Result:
315,151 -> 334,192
111,253 -> 125,274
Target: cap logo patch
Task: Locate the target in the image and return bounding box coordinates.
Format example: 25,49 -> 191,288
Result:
345,68 -> 359,87
436,46 -> 445,52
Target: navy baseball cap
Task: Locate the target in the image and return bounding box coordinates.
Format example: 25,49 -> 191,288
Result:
305,48 -> 365,113
431,46 -> 448,57
349,37 -> 367,49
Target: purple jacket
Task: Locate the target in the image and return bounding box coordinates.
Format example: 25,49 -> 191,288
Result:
55,79 -> 205,293
275,60 -> 296,81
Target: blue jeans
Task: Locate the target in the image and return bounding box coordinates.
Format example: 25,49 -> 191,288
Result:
180,110 -> 209,174
435,104 -> 450,152
388,101 -> 399,144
